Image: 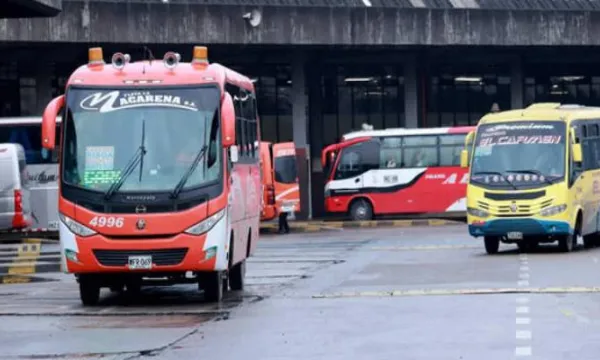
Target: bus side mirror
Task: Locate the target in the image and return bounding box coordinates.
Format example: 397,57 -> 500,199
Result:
460,149 -> 469,168
221,92 -> 236,148
229,145 -> 239,163
572,143 -> 582,163
42,95 -> 64,150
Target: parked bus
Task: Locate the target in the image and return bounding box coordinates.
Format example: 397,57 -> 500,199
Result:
0,143 -> 33,232
322,126 -> 475,221
259,141 -> 300,222
40,46 -> 261,305
462,103 -> 599,254
0,117 -> 61,236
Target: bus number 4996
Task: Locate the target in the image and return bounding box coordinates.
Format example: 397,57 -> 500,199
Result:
89,216 -> 124,228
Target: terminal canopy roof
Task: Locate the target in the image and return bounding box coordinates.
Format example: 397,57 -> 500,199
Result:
2,0 -> 61,18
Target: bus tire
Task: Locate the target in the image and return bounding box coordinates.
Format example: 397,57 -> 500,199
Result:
79,277 -> 100,306
229,260 -> 246,291
484,236 -> 500,254
202,271 -> 224,303
349,198 -> 373,221
583,233 -> 596,249
558,234 -> 575,252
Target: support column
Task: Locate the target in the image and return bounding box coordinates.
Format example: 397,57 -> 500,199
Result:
35,66 -> 53,115
511,56 -> 523,110
404,54 -> 419,128
291,50 -> 311,220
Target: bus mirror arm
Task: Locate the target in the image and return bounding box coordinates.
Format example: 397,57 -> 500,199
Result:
42,95 -> 65,150
221,92 -> 236,148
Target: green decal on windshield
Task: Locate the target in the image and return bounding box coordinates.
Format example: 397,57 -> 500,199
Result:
85,146 -> 115,171
83,170 -> 121,186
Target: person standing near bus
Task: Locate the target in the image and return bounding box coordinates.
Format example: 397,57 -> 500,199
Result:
278,210 -> 290,234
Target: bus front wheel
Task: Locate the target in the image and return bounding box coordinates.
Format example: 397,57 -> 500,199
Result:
349,199 -> 373,221
484,236 -> 500,254
558,234 -> 575,252
200,271 -> 224,303
79,276 -> 100,306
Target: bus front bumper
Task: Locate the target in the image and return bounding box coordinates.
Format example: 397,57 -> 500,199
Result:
468,218 -> 573,238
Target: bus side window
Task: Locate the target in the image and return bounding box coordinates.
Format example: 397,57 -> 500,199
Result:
439,134 -> 465,166
403,136 -> 438,167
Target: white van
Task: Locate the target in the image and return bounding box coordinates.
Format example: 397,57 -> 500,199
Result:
0,143 -> 32,232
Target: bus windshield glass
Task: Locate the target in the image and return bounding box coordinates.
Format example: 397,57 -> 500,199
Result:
274,155 -> 297,184
62,86 -> 221,193
470,121 -> 566,186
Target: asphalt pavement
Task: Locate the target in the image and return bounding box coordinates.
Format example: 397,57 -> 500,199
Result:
1,225 -> 599,359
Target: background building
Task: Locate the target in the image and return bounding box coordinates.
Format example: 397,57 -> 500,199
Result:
1,0 -> 600,218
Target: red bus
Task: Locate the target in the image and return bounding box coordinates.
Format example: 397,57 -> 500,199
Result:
322,126 -> 475,221
259,141 -> 300,222
40,46 -> 261,305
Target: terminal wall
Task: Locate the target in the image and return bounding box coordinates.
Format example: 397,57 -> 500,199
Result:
0,1 -> 598,45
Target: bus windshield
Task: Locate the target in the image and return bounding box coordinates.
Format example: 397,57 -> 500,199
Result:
274,155 -> 297,184
62,86 -> 221,193
470,121 -> 566,186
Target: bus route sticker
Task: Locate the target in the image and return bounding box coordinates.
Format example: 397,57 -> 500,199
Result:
85,146 -> 115,171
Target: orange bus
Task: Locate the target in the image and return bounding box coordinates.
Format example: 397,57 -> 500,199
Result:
40,46 -> 261,305
259,141 -> 300,221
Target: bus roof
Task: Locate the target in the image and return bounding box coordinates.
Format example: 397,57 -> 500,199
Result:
342,126 -> 475,141
67,57 -> 255,93
479,103 -> 600,125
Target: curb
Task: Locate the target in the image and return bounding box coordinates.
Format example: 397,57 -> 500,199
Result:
260,218 -> 464,233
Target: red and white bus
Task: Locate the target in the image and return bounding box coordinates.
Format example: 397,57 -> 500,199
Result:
40,46 -> 261,305
322,126 -> 475,221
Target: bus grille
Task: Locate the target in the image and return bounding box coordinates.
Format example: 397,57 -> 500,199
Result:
93,248 -> 188,267
477,198 -> 554,217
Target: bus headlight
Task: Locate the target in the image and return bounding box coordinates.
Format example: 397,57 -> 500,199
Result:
540,204 -> 567,217
59,214 -> 97,237
184,209 -> 225,235
467,207 -> 489,218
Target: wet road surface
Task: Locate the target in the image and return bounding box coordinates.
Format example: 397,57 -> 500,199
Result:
2,225 -> 600,359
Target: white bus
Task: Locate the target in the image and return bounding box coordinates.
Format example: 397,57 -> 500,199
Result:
0,116 -> 61,236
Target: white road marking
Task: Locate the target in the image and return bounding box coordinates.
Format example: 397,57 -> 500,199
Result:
516,330 -> 532,340
519,273 -> 530,279
516,317 -> 531,325
516,306 -> 529,314
516,347 -> 532,356
516,297 -> 530,304
520,266 -> 530,271
518,280 -> 530,286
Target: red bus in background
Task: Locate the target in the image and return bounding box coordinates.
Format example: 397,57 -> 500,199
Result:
260,141 -> 300,221
322,126 -> 475,221
40,46 -> 261,305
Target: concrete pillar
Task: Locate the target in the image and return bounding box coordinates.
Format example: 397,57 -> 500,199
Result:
404,55 -> 419,128
291,51 -> 312,220
35,67 -> 53,115
510,56 -> 523,110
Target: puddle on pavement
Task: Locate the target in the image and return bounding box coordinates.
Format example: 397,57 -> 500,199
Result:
73,314 -> 215,328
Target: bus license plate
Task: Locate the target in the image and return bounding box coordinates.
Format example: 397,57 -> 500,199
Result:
507,232 -> 523,240
128,256 -> 152,270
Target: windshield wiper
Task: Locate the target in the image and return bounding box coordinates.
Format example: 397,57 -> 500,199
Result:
170,145 -> 208,199
472,171 -> 518,190
505,170 -> 554,186
104,121 -> 147,200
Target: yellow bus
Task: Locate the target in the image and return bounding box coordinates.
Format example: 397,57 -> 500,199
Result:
459,103 -> 600,254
